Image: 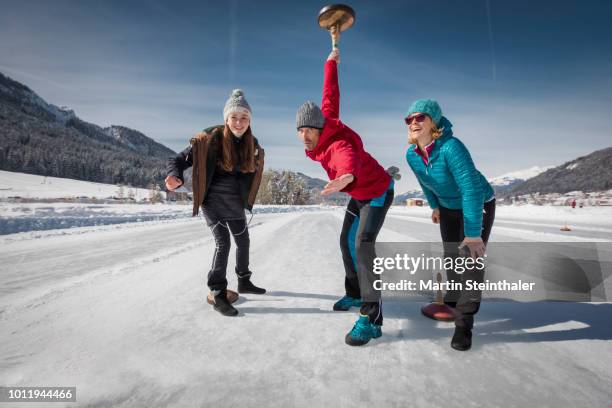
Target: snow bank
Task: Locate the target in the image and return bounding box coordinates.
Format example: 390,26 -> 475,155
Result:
390,204 -> 612,229
0,202 -> 337,235
0,170 -> 160,200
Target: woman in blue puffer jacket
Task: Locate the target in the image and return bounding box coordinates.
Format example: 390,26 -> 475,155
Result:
404,99 -> 495,351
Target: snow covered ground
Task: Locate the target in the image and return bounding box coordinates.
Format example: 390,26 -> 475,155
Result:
388,204 -> 612,242
1,172 -> 612,406
0,170 -> 161,201
0,202 -> 189,235
1,206 -> 612,407
0,201 -> 334,235
3,197 -> 612,238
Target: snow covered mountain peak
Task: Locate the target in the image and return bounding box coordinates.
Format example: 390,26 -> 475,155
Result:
489,166 -> 554,187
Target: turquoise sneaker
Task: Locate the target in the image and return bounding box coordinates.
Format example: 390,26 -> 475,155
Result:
333,295 -> 363,311
345,314 -> 382,346
371,324 -> 382,339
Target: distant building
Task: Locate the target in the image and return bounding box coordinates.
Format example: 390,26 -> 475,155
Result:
406,198 -> 424,207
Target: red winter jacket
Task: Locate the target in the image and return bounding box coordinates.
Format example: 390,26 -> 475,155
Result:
306,60 -> 391,200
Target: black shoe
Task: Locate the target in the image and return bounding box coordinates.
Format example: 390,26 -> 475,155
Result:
444,301 -> 457,309
213,290 -> 238,316
451,327 -> 472,351
444,290 -> 460,308
237,277 -> 266,294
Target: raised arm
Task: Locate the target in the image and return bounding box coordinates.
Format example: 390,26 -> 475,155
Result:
321,50 -> 340,119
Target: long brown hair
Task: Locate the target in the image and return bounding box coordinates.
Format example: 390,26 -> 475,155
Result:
218,124 -> 257,173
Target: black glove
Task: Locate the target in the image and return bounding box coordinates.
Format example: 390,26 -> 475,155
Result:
386,166 -> 401,181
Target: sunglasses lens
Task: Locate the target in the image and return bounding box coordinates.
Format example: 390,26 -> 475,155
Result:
405,114 -> 425,125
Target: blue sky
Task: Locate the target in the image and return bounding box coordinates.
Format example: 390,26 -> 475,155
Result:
1,0 -> 611,191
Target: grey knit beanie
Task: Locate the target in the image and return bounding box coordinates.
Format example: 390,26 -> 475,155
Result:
296,101 -> 325,130
223,89 -> 252,121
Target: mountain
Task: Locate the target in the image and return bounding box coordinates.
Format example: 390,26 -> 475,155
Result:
488,166 -> 553,195
395,152 -> 610,205
393,189 -> 425,205
295,172 -> 327,190
104,125 -> 175,158
505,147 -> 612,197
0,72 -> 176,189
294,172 -> 349,205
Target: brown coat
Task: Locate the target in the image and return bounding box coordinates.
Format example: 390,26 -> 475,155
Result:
189,126 -> 265,216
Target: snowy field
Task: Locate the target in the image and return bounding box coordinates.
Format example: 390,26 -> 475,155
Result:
0,170 -> 161,201
1,172 -> 612,407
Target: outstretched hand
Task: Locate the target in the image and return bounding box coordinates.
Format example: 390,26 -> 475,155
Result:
327,49 -> 340,64
321,173 -> 353,196
165,175 -> 182,191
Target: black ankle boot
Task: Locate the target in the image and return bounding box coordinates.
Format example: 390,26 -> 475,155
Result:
213,290 -> 238,316
237,276 -> 266,294
451,327 -> 472,351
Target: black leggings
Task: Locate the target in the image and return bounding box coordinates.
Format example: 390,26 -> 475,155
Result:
339,187 -> 394,325
207,218 -> 250,292
439,199 -> 496,328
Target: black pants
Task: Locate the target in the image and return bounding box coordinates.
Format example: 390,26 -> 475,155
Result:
339,186 -> 394,326
207,218 -> 251,292
439,199 -> 496,329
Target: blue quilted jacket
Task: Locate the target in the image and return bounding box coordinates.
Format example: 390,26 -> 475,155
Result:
405,117 -> 494,237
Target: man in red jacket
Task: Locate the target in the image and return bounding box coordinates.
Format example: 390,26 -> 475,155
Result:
296,49 -> 394,346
